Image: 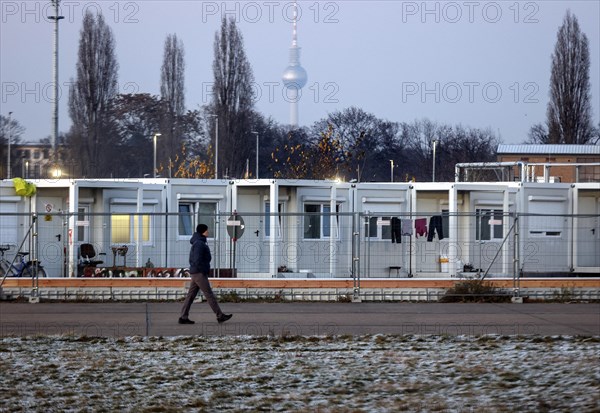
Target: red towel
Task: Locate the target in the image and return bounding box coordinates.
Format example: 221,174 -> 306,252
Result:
415,218 -> 428,238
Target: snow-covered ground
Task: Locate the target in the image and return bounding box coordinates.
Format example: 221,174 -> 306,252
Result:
1,335 -> 599,412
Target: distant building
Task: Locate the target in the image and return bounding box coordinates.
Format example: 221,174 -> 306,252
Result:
497,144 -> 600,183
7,142 -> 52,179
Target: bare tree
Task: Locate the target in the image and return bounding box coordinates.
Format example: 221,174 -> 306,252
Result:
311,107 -> 402,182
401,119 -> 500,182
547,10 -> 594,144
110,93 -> 162,177
270,126 -> 347,180
525,123 -> 549,144
0,114 -> 25,178
0,114 -> 25,146
160,34 -> 186,167
67,11 -> 119,177
211,16 -> 255,178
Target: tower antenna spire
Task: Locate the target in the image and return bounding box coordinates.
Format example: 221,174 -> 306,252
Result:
292,1 -> 298,47
282,0 -> 307,127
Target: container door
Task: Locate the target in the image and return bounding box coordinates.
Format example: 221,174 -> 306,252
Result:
577,197 -> 600,268
36,197 -> 66,277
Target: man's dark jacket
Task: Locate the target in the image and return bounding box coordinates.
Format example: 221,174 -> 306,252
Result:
189,232 -> 211,274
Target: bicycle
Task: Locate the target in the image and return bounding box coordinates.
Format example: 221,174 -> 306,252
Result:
0,245 -> 48,278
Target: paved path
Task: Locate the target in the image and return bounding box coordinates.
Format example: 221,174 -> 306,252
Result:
1,302 -> 599,337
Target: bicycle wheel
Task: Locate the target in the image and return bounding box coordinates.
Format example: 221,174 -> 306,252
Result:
23,265 -> 47,278
0,260 -> 14,277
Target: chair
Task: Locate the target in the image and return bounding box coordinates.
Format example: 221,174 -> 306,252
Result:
78,244 -> 105,277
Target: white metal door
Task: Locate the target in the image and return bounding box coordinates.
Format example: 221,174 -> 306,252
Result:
36,197 -> 66,277
577,197 -> 600,268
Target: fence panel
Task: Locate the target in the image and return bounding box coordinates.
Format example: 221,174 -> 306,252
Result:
0,211 -> 597,278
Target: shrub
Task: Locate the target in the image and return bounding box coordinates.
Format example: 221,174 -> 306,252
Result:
439,280 -> 511,303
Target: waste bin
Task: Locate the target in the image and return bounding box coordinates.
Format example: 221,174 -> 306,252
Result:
439,256 -> 449,273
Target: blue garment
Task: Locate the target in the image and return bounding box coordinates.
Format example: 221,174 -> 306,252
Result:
189,232 -> 211,275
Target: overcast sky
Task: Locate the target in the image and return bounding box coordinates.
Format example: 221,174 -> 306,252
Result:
1,1 -> 599,144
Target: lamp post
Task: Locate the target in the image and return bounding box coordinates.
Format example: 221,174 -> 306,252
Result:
48,0 -> 64,165
214,116 -> 218,179
7,111 -> 12,179
389,160 -> 394,182
251,131 -> 259,179
432,139 -> 438,182
206,114 -> 218,179
153,133 -> 161,178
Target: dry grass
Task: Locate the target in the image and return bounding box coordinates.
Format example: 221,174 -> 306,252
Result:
0,335 -> 599,412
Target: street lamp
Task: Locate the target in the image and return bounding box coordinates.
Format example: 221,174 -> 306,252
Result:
389,160 -> 394,182
251,131 -> 259,179
432,139 -> 438,182
209,115 -> 219,179
52,166 -> 62,178
6,111 -> 12,179
153,133 -> 161,178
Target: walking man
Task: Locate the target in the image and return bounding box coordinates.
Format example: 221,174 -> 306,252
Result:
179,224 -> 232,324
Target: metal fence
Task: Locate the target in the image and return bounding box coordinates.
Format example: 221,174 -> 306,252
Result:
0,211 -> 598,280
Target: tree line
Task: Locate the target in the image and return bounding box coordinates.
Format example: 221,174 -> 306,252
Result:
1,10 -> 597,181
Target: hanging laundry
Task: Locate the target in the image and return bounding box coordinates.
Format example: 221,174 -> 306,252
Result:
390,217 -> 402,243
401,219 -> 413,236
427,215 -> 444,241
415,218 -> 428,238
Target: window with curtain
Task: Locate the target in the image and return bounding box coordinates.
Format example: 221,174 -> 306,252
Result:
364,216 -> 392,240
475,209 -> 503,241
110,204 -> 153,245
303,203 -> 339,239
177,201 -> 217,238
264,202 -> 283,238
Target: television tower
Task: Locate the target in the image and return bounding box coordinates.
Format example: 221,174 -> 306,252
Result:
281,1 -> 307,127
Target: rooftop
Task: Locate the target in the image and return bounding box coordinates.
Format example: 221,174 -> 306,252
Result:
497,144 -> 600,155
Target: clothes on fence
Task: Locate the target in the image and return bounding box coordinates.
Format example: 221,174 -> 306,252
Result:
401,219 -> 413,236
415,218 -> 428,238
427,215 -> 444,241
390,217 -> 402,243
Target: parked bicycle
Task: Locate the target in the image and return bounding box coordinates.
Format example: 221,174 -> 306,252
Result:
0,245 -> 47,278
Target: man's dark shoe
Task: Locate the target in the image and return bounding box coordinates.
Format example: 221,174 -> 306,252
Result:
217,314 -> 233,324
178,317 -> 195,324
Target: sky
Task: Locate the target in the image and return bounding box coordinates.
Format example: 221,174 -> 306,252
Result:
1,0 -> 599,144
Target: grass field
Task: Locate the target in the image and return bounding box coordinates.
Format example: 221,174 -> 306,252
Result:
1,335 -> 599,412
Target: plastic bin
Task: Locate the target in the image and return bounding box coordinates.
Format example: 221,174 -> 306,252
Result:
439,256 -> 449,273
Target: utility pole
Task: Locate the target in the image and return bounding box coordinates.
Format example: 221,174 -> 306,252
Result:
48,0 -> 64,167
251,131 -> 259,179
7,112 -> 12,179
432,139 -> 438,182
